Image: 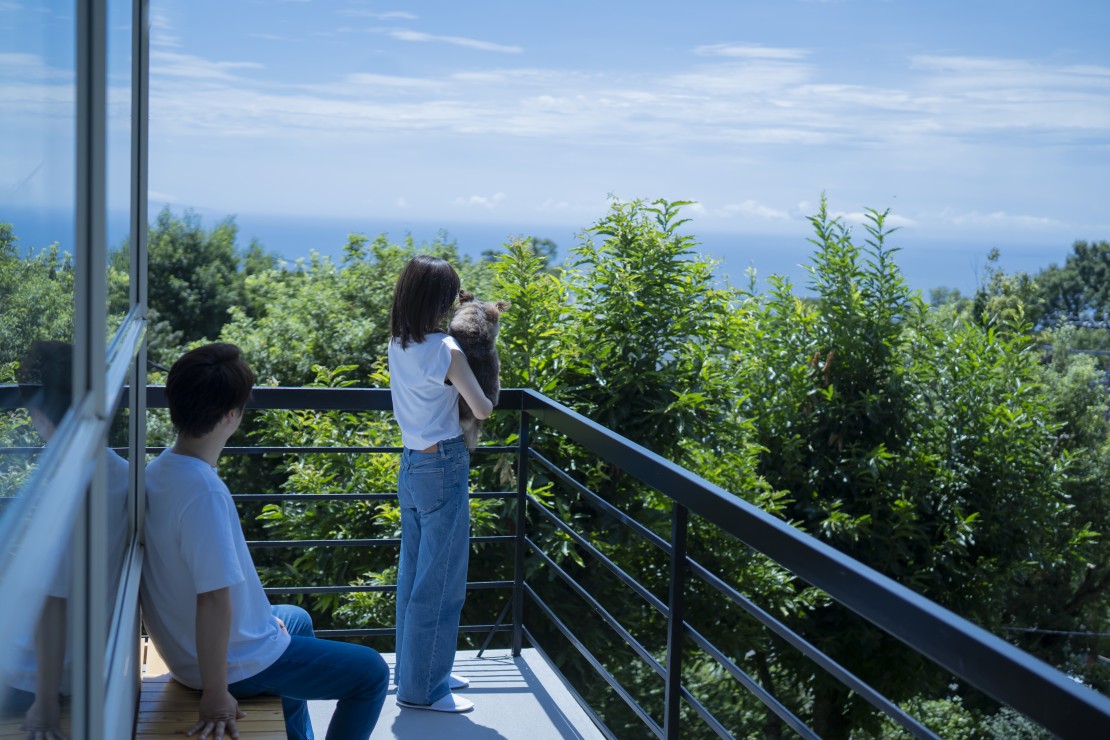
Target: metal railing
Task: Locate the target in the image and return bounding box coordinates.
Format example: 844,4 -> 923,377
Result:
4,384 -> 1110,737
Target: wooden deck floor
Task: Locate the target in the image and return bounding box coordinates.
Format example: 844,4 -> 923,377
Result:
137,640 -> 285,739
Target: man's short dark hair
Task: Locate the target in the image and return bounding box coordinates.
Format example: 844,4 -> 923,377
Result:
165,343 -> 254,438
17,340 -> 72,427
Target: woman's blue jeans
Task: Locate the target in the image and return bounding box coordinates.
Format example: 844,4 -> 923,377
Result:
395,435 -> 470,705
228,604 -> 389,740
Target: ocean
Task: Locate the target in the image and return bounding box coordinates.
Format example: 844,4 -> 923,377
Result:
1,206 -> 1078,297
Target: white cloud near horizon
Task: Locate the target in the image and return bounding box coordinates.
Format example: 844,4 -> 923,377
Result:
454,193 -> 507,209
720,200 -> 792,221
938,208 -> 1064,229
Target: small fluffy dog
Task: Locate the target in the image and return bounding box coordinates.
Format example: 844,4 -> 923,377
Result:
448,292 -> 510,449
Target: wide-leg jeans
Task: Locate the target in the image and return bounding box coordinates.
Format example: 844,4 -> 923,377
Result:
228,604 -> 389,740
394,435 -> 470,706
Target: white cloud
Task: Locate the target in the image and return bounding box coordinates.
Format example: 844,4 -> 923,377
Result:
342,72 -> 440,90
148,190 -> 181,204
0,52 -> 72,81
395,197 -> 409,208
0,2 -> 22,10
386,29 -> 522,54
454,193 -> 506,209
150,8 -> 181,49
341,9 -> 418,20
247,33 -> 287,41
694,44 -> 809,60
153,50 -> 264,81
938,209 -> 1061,229
720,200 -> 791,220
835,211 -> 917,229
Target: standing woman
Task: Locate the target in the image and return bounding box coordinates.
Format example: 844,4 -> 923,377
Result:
388,255 -> 493,713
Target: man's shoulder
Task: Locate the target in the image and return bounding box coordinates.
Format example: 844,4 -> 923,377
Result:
147,452 -> 226,501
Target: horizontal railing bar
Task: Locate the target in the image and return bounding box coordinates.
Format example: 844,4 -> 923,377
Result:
136,445 -> 516,456
132,385 -> 530,412
677,686 -> 735,740
317,624 -> 512,639
525,534 -> 665,681
520,390 -> 1110,735
683,623 -> 822,740
522,625 -> 619,740
685,556 -> 936,738
527,494 -> 669,617
247,535 -> 515,548
231,492 -> 514,502
263,580 -> 513,596
529,448 -> 672,554
525,583 -> 663,738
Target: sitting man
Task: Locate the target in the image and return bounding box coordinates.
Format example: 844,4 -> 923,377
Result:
141,342 -> 388,740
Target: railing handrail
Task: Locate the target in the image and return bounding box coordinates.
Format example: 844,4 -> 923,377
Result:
517,388 -> 1110,736
4,383 -> 1108,735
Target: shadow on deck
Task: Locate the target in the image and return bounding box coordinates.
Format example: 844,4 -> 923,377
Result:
309,649 -> 603,740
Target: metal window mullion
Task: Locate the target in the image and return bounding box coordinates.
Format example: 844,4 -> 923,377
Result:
73,0 -> 108,738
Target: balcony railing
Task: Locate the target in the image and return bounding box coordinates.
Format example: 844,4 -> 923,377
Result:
4,384 -> 1110,738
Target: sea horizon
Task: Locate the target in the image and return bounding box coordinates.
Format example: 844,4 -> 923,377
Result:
2,205 -> 1081,297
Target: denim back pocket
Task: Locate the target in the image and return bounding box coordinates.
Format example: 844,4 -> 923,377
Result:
405,453 -> 449,514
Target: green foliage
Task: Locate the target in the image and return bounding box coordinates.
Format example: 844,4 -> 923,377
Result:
110,208 -> 247,359
0,223 -> 74,365
490,237 -> 568,394
1035,239 -> 1110,317
222,230 -> 484,386
560,198 -> 741,461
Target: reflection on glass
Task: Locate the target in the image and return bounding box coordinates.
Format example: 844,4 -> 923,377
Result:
0,343 -> 129,732
107,0 -> 133,340
0,1 -> 78,729
0,0 -> 78,494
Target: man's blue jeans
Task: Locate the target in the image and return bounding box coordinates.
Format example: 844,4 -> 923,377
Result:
229,604 -> 389,740
395,435 -> 470,706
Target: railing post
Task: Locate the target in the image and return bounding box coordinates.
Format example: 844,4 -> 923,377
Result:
664,503 -> 688,739
512,403 -> 530,655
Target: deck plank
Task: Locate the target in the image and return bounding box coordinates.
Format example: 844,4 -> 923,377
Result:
138,639 -> 285,739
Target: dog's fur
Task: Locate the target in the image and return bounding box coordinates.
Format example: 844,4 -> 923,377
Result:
448,292 -> 510,449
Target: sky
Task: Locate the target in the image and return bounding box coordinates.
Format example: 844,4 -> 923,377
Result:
3,0 -> 1110,289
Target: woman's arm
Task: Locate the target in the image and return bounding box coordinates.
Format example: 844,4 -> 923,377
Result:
445,349 -> 493,419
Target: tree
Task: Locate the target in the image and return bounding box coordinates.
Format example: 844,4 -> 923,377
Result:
109,208 -> 248,361
0,223 -> 74,366
1036,239 -> 1110,318
740,201 -> 1098,736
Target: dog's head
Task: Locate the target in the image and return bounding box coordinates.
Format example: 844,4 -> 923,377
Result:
452,293 -> 510,341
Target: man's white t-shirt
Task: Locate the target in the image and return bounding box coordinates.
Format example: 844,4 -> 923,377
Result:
388,333 -> 463,450
6,449 -> 130,694
140,449 -> 289,689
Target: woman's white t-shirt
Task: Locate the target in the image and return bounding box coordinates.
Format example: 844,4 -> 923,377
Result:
388,333 -> 463,450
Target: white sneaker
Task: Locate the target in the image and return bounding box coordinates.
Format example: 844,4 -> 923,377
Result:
449,673 -> 470,690
397,693 -> 474,713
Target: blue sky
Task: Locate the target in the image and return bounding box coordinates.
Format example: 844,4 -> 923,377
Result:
3,0 -> 1110,285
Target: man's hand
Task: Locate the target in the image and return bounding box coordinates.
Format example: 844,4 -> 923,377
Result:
186,688 -> 244,740
21,696 -> 68,740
